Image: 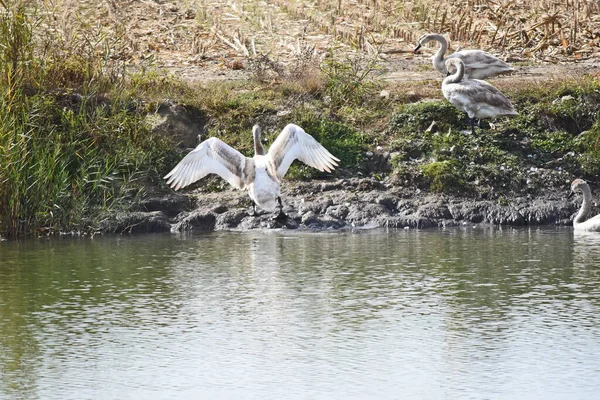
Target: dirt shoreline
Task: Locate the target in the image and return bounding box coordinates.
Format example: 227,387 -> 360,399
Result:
98,175 -> 580,234
100,63 -> 598,234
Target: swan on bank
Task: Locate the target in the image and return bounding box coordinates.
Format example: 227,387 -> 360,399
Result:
568,178 -> 600,232
164,123 -> 339,217
442,58 -> 518,134
414,33 -> 514,79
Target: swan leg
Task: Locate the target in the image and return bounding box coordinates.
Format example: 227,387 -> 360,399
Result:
275,196 -> 287,220
470,117 -> 477,135
461,115 -> 477,134
251,201 -> 259,217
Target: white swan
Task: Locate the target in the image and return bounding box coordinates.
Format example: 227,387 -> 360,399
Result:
568,178 -> 600,231
442,58 -> 518,134
414,33 -> 514,79
164,123 -> 339,216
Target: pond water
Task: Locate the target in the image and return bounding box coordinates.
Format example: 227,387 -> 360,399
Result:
1,227 -> 599,400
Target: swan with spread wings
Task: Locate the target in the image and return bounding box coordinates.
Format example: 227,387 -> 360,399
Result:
164,124 -> 339,217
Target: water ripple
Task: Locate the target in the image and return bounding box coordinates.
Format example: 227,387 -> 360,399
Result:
0,228 -> 599,399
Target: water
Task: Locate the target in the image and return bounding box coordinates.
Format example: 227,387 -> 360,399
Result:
1,227 -> 599,400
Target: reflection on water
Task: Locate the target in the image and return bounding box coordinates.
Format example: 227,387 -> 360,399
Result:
1,227 -> 599,399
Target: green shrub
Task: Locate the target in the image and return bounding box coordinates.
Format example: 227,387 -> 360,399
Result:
320,45 -> 382,108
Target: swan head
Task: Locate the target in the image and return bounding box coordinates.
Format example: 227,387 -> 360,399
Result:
414,34 -> 433,53
443,58 -> 466,81
414,33 -> 444,53
569,178 -> 588,198
444,58 -> 463,75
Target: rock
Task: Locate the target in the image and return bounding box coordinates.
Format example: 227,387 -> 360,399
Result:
346,203 -> 391,226
216,210 -> 248,229
486,206 -> 526,225
520,200 -> 575,225
448,202 -> 488,223
100,211 -> 171,234
238,216 -> 263,230
301,212 -> 345,229
416,202 -> 452,220
383,216 -> 438,229
376,195 -> 397,212
268,215 -> 300,229
355,178 -> 386,191
299,198 -> 333,214
365,152 -> 392,174
396,199 -> 418,216
301,211 -> 318,224
320,180 -> 344,192
109,175 -> 582,233
326,205 -> 350,220
212,204 -> 229,214
173,208 -> 216,231
141,193 -> 193,217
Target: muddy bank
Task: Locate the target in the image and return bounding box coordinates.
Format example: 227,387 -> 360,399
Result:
98,95 -> 595,235
98,177 -> 580,234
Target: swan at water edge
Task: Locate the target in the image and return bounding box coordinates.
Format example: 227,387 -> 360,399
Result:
164,123 -> 339,218
414,33 -> 514,79
568,178 -> 600,232
442,58 -> 518,134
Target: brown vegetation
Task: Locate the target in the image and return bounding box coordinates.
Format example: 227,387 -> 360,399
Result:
32,0 -> 600,82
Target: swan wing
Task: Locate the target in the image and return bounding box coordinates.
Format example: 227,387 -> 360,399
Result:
449,80 -> 517,113
267,124 -> 340,180
164,137 -> 255,190
575,213 -> 600,231
450,50 -> 512,69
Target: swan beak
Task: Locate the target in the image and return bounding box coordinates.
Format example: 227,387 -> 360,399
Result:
568,189 -> 575,199
413,44 -> 422,54
446,70 -> 451,76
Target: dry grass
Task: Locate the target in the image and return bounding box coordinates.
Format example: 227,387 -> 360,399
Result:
27,0 -> 600,83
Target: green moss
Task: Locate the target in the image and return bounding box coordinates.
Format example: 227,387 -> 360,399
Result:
420,160 -> 466,193
387,77 -> 600,197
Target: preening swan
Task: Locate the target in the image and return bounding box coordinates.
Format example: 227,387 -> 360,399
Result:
414,33 -> 514,79
568,179 -> 600,231
442,58 -> 518,134
164,123 -> 339,217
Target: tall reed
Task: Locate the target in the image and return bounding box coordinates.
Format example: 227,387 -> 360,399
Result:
0,2 -> 174,238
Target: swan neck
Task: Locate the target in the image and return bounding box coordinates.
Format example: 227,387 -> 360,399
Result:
431,34 -> 448,65
253,128 -> 266,156
574,185 -> 593,224
443,61 -> 464,85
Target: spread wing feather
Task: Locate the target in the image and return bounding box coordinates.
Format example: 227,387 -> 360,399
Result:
164,137 -> 254,190
268,124 -> 340,180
